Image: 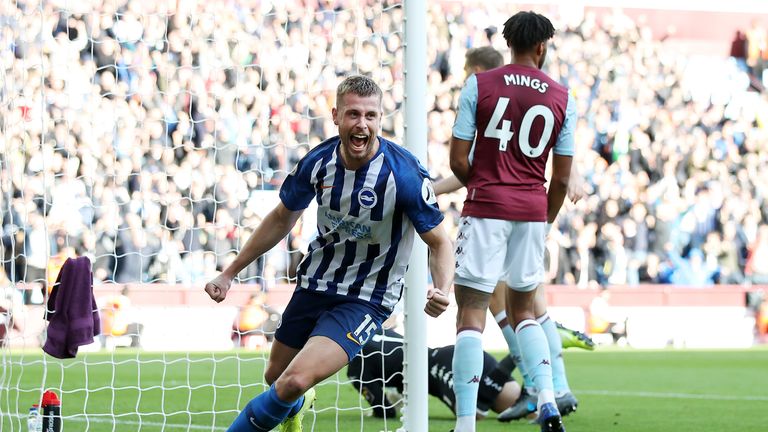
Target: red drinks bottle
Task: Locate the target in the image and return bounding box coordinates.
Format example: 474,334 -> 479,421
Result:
41,390 -> 61,432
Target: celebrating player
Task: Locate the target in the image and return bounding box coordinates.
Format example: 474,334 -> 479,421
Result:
448,11 -> 575,432
204,75 -> 454,432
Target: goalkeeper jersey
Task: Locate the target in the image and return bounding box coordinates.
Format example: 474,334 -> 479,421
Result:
347,328 -> 515,415
280,136 -> 443,311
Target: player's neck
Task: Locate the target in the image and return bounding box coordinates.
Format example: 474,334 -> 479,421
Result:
511,55 -> 539,69
339,137 -> 381,171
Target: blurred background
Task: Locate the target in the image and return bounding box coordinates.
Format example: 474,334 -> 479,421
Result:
1,0 -> 767,352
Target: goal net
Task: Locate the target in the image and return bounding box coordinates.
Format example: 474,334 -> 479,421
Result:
0,0 -> 433,430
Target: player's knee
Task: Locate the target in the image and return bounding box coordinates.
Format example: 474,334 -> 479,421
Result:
264,363 -> 282,385
455,306 -> 487,330
278,371 -> 313,398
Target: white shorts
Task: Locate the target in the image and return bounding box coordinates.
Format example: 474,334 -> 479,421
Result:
454,216 -> 546,293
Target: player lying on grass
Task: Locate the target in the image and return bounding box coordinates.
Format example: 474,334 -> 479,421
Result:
347,326 -> 593,419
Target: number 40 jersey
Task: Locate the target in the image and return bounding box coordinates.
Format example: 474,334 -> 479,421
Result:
452,63 -> 577,222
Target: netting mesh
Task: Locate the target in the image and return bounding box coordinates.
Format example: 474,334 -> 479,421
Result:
1,0 -> 409,430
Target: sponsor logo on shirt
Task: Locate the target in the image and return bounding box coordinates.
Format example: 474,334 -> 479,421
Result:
324,211 -> 372,240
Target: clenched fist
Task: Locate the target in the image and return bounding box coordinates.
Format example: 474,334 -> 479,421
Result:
424,288 -> 449,317
205,274 -> 233,303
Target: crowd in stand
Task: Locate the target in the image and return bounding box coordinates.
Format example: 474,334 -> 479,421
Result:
1,0 -> 767,301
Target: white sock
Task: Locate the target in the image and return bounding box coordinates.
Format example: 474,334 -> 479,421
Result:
494,310 -> 532,387
515,319 -> 555,405
538,313 -> 571,393
452,329 -> 483,432
454,415 -> 476,432
537,389 -> 556,411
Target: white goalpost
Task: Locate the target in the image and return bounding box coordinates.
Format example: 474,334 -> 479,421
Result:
0,0 -> 430,430
401,0 -> 429,431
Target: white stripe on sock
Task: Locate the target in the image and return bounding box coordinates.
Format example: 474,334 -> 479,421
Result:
514,319 -> 539,333
494,310 -> 506,324
456,329 -> 483,341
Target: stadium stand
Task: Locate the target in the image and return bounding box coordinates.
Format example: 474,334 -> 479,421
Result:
1,2 -> 766,314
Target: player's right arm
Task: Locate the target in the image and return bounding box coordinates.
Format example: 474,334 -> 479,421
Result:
207,152 -> 317,303
449,137 -> 473,185
205,203 -> 304,302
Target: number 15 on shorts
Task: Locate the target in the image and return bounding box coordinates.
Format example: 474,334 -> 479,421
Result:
347,313 -> 377,346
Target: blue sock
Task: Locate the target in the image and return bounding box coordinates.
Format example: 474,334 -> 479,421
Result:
495,311 -> 533,388
515,320 -> 554,402
287,394 -> 305,418
227,384 -> 299,432
452,329 -> 483,420
538,313 -> 570,394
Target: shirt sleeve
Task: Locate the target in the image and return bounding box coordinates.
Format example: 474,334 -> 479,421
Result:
451,74 -> 478,141
279,157 -> 317,211
553,92 -> 577,156
398,163 -> 444,234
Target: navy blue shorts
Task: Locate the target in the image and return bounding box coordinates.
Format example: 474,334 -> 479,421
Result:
274,289 -> 391,361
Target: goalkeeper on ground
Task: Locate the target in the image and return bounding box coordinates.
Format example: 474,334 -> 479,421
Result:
348,325 -> 593,419
347,327 -> 520,419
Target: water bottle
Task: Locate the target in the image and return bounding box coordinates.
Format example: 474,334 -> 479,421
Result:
27,404 -> 41,432
41,390 -> 61,432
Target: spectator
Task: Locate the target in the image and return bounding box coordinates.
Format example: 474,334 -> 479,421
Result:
0,2 -> 765,295
745,224 -> 768,284
231,292 -> 281,349
667,247 -> 719,287
98,287 -> 144,349
0,274 -> 23,347
746,19 -> 767,76
588,286 -> 628,345
731,30 -> 748,72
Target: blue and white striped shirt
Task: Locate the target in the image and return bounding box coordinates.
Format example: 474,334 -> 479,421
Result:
280,136 -> 443,311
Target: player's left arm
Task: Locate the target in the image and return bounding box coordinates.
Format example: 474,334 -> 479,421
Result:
419,224 -> 454,317
563,92 -> 585,203
547,93 -> 577,223
399,162 -> 453,317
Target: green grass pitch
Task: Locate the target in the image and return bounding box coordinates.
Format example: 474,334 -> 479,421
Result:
2,347 -> 767,431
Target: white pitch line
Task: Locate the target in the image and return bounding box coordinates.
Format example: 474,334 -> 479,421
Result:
5,414 -> 228,431
577,389 -> 768,401
4,389 -> 765,431
66,417 -> 229,431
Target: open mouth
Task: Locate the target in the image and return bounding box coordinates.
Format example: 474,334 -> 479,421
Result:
350,133 -> 369,151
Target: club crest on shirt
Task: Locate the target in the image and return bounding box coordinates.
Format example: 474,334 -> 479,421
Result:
358,187 -> 377,209
422,178 -> 437,205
